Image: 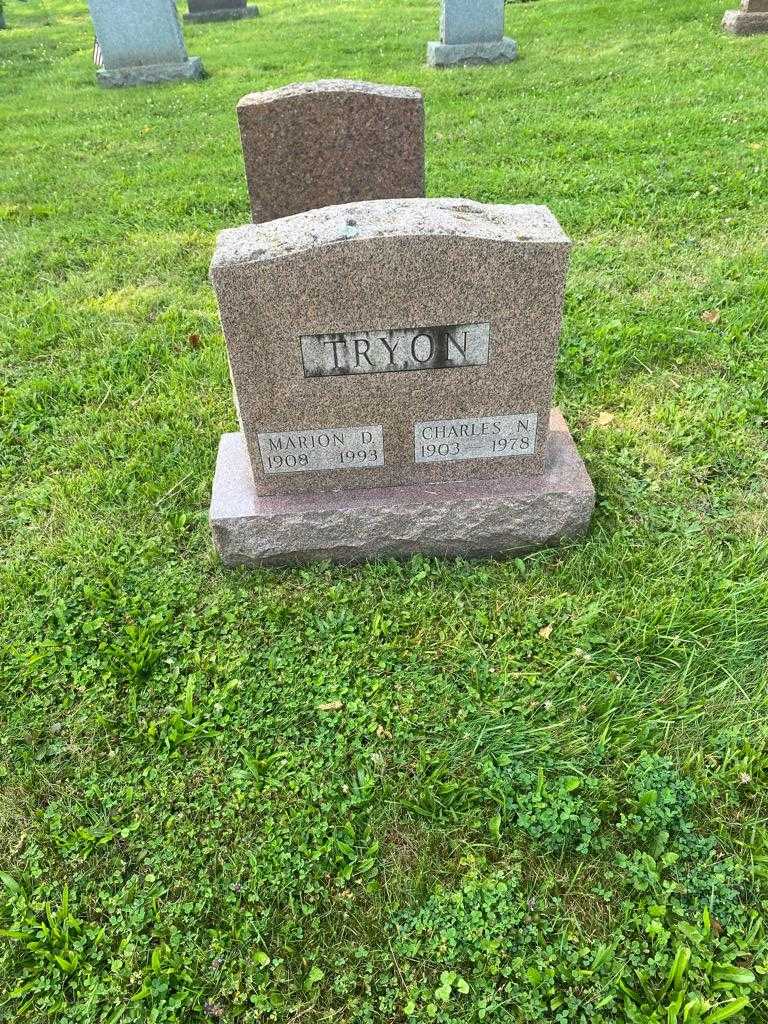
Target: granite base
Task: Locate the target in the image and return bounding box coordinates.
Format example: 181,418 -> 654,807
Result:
184,5 -> 258,22
427,37 -> 517,67
209,410 -> 594,567
722,9 -> 768,31
96,56 -> 204,87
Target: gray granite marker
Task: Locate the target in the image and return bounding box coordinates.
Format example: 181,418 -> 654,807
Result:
86,0 -> 204,88
184,0 -> 258,24
237,80 -> 425,223
428,0 -> 517,67
723,0 -> 768,33
208,197 -> 593,565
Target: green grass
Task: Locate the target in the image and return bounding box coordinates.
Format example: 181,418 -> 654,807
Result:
2,0 -> 768,1020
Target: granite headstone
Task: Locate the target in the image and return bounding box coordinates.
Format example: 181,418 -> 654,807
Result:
185,0 -> 259,24
723,0 -> 768,33
428,0 -> 517,67
208,198 -> 594,565
86,0 -> 204,87
237,80 -> 425,223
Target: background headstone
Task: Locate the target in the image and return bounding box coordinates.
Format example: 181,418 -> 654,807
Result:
86,0 -> 204,87
185,0 -> 259,24
208,198 -> 594,564
428,0 -> 517,67
722,0 -> 768,32
237,80 -> 425,223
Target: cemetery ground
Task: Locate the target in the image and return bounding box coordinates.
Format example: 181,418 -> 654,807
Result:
1,0 -> 768,1020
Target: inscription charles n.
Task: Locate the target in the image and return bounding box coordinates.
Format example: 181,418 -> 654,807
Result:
300,322 -> 490,378
415,414 -> 538,465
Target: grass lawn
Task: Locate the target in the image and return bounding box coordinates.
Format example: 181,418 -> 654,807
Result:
2,0 -> 768,1020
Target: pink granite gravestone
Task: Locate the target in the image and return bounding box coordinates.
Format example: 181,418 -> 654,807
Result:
208,198 -> 594,566
723,0 -> 768,33
236,80 -> 425,223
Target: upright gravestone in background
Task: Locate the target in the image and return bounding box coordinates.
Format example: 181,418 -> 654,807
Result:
237,80 -> 425,223
722,0 -> 768,33
185,0 -> 259,24
428,0 -> 517,67
87,0 -> 204,87
208,198 -> 594,566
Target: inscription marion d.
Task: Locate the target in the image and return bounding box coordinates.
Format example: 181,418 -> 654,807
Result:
301,322 -> 490,378
258,424 -> 385,475
415,414 -> 538,465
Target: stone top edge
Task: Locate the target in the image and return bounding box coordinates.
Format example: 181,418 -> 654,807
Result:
211,199 -> 570,274
237,79 -> 423,109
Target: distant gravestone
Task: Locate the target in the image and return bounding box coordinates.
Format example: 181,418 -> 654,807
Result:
722,0 -> 768,33
428,0 -> 517,67
184,0 -> 258,24
208,198 -> 594,566
86,0 -> 204,87
237,80 -> 425,223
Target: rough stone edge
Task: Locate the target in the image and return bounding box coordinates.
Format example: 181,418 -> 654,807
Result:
96,56 -> 204,87
427,37 -> 518,67
722,9 -> 768,31
209,410 -> 595,567
210,198 -> 569,277
238,79 -> 423,111
184,4 -> 258,21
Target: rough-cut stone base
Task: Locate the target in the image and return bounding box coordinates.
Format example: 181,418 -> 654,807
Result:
722,9 -> 768,31
96,56 -> 204,87
209,410 -> 594,567
184,5 -> 258,22
427,37 -> 517,67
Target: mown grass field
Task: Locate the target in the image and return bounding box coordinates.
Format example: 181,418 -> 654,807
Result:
2,0 -> 768,1020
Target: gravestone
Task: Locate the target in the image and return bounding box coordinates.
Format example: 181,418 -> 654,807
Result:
185,0 -> 259,24
428,0 -> 517,67
208,198 -> 594,565
86,0 -> 204,87
237,80 -> 425,223
722,0 -> 768,33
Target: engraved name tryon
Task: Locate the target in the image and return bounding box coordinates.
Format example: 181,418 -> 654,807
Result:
258,425 -> 384,475
301,322 -> 490,378
415,414 -> 538,465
